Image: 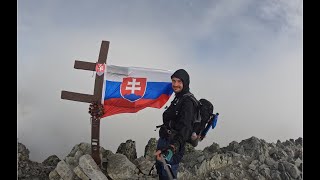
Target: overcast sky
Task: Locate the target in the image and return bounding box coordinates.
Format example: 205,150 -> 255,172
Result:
18,0 -> 302,162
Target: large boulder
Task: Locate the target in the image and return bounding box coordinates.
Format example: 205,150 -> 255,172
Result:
144,138 -> 157,161
18,142 -> 29,161
106,153 -> 139,179
116,139 -> 137,163
42,155 -> 60,167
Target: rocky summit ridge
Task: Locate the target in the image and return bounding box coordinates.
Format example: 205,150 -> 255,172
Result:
18,136 -> 302,180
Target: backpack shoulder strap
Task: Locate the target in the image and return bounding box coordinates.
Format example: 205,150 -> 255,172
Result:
175,92 -> 199,112
180,92 -> 201,123
182,92 -> 199,106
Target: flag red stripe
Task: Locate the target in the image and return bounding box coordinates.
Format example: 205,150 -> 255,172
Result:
102,94 -> 171,117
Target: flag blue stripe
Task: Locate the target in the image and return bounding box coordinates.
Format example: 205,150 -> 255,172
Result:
104,80 -> 173,100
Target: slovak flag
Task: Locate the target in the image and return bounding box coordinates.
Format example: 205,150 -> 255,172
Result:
101,65 -> 174,117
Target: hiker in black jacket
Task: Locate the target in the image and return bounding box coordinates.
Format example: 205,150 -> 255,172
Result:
155,69 -> 196,179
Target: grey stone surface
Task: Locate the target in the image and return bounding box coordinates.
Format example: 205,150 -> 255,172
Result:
18,136 -> 302,180
79,154 -> 108,180
116,139 -> 137,163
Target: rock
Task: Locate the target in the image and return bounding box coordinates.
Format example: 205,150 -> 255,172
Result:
264,157 -> 275,167
133,156 -> 155,175
18,143 -> 52,180
185,142 -> 196,154
248,164 -> 256,171
18,142 -> 30,161
204,142 -> 221,154
42,155 -> 60,167
79,154 -> 108,180
49,169 -> 61,180
107,153 -> 139,179
73,166 -> 90,180
144,138 -> 157,161
116,139 -> 137,163
295,137 -> 302,146
55,160 -> 75,180
239,136 -> 269,158
283,161 -> 300,179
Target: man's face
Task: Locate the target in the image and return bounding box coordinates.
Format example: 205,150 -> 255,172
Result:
172,77 -> 183,93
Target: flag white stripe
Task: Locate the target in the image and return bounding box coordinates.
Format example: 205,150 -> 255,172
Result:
105,65 -> 173,82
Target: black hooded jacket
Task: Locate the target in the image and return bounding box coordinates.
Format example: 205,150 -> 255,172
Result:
162,69 -> 196,154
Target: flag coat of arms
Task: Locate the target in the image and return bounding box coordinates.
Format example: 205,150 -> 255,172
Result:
102,65 -> 174,117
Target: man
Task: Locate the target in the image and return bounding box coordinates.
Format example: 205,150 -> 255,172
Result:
155,69 -> 196,179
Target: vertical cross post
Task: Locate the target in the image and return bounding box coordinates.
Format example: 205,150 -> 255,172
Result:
61,41 -> 109,167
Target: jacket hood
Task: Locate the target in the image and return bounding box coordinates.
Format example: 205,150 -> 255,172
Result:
171,69 -> 190,96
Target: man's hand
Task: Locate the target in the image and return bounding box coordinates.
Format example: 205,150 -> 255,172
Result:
155,150 -> 162,161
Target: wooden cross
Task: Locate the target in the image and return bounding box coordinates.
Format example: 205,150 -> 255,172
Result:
61,41 -> 109,167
